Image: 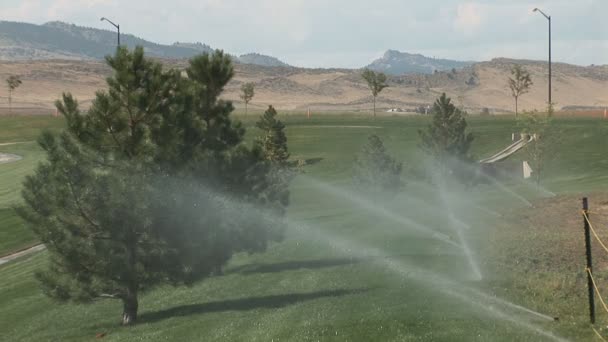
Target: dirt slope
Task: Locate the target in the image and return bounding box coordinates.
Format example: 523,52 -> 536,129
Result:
0,58 -> 606,114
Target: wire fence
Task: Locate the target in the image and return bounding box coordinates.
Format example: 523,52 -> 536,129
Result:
582,209 -> 608,340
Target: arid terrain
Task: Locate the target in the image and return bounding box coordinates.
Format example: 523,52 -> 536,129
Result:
1,58 -> 607,115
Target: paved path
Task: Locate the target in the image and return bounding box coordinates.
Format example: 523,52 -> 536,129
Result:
0,244 -> 46,266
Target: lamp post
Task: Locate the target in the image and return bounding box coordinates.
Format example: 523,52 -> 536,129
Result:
100,17 -> 120,48
533,8 -> 551,107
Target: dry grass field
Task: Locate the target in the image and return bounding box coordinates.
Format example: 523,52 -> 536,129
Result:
0,58 -> 606,115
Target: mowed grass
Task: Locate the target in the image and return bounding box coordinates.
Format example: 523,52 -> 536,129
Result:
1,114 -> 608,341
0,116 -> 65,255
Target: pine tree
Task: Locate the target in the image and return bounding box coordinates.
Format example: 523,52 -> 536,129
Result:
352,134 -> 403,195
418,93 -> 474,175
255,105 -> 292,215
256,105 -> 289,164
17,47 -> 287,326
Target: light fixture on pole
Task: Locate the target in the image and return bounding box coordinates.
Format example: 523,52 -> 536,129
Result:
533,8 -> 551,107
100,17 -> 120,48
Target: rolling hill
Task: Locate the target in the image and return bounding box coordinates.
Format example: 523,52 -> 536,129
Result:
0,20 -> 606,114
0,21 -> 290,67
0,57 -> 606,115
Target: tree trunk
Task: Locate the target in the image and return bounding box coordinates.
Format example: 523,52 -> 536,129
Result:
515,96 -> 518,117
535,160 -> 542,186
373,96 -> 376,117
121,288 -> 139,325
8,89 -> 11,115
245,101 -> 248,116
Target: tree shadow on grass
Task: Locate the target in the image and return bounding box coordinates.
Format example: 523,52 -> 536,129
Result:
139,288 -> 367,324
229,258 -> 361,275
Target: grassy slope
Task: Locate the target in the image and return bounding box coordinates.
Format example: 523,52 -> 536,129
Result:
0,116 -> 64,255
1,114 -> 607,341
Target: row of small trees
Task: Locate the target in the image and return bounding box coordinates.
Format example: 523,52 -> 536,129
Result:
18,47 -> 293,325
360,64 -> 535,118
2,64 -> 536,119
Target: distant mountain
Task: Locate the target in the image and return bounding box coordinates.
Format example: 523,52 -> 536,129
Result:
366,50 -> 473,75
171,42 -> 213,54
0,21 -> 288,67
237,53 -> 290,67
0,21 -> 211,60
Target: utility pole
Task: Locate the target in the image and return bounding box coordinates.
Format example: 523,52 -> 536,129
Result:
533,8 -> 552,107
100,17 -> 120,48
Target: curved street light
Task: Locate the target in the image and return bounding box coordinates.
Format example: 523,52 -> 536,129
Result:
100,17 -> 120,48
533,8 -> 551,107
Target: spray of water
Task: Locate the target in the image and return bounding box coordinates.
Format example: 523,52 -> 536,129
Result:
300,175 -> 463,250
288,219 -> 566,341
405,180 -> 503,218
432,173 -> 483,281
198,184 -> 564,340
487,165 -> 557,198
302,175 -> 483,280
475,170 -> 533,207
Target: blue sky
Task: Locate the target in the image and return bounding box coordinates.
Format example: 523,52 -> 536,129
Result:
2,0 -> 607,67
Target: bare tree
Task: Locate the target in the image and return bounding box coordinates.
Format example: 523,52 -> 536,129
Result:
361,69 -> 388,117
508,65 -> 533,117
6,75 -> 22,115
240,82 -> 255,115
517,104 -> 558,185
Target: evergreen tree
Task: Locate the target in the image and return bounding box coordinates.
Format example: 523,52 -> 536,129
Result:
352,134 -> 403,195
418,93 -> 474,175
256,105 -> 289,164
255,105 -> 292,215
17,47 -> 287,325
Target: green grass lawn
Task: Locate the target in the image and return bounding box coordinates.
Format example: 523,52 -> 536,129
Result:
1,114 -> 608,341
0,116 -> 65,255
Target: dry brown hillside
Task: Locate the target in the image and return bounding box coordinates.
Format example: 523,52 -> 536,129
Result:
0,58 -> 606,115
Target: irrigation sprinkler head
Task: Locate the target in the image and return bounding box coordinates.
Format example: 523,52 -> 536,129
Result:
553,317 -> 559,321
